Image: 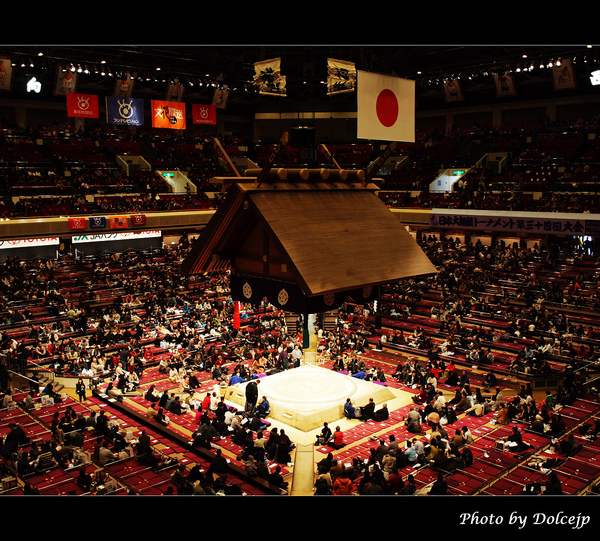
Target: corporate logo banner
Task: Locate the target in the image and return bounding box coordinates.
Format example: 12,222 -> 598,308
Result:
192,103 -> 216,125
130,214 -> 147,226
72,231 -> 161,244
66,93 -> 99,118
109,216 -> 128,229
89,216 -> 107,229
106,96 -> 144,126
68,217 -> 87,230
151,100 -> 186,130
0,238 -> 59,250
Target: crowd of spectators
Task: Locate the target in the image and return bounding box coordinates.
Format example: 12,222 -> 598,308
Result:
0,116 -> 599,219
0,115 -> 600,495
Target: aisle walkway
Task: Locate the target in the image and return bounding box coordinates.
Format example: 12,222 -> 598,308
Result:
290,444 -> 316,495
289,328 -> 319,494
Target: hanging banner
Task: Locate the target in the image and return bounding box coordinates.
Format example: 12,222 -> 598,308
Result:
553,58 -> 577,91
233,300 -> 241,330
429,209 -> 589,235
66,93 -> 99,119
230,274 -> 379,314
151,100 -> 186,130
54,65 -> 78,95
113,71 -> 136,98
89,216 -> 107,229
130,214 -> 147,226
253,58 -> 286,97
494,72 -> 517,97
109,216 -> 128,229
442,78 -> 464,103
327,58 -> 356,96
106,96 -> 144,126
357,70 -> 415,143
192,103 -> 217,125
212,86 -> 230,110
165,77 -> 185,102
0,57 -> 14,92
68,217 -> 87,230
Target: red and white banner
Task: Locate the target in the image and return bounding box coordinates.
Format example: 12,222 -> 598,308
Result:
233,300 -> 241,329
66,93 -> 99,118
357,70 -> 414,143
0,237 -> 59,249
130,214 -> 147,226
68,217 -> 87,230
192,103 -> 217,125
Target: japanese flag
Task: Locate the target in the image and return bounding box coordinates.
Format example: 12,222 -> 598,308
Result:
357,70 -> 415,143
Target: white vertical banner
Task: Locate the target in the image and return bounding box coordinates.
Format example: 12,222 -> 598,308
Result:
553,58 -> 577,91
357,70 -> 415,143
442,78 -> 464,103
494,72 -> 517,97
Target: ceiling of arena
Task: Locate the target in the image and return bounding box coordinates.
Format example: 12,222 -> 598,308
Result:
3,43 -> 600,113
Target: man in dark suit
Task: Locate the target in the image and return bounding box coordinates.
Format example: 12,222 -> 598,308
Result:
360,398 -> 376,421
245,379 -> 259,414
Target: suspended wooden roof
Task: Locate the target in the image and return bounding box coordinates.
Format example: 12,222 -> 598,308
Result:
180,172 -> 438,300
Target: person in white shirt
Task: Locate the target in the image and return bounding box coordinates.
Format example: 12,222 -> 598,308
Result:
433,391 -> 446,411
291,344 -> 303,367
224,408 -> 236,426
209,392 -> 219,411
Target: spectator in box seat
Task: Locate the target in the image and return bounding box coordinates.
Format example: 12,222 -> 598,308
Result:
343,398 -> 356,419
35,441 -> 56,470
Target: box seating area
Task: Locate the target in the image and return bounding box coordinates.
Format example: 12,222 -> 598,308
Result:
0,243 -> 301,495
3,118 -> 600,496
360,241 -> 600,388
1,119 -> 600,219
313,350 -> 600,494
0,386 -> 284,496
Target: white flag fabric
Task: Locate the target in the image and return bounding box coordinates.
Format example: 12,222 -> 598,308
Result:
357,70 -> 415,143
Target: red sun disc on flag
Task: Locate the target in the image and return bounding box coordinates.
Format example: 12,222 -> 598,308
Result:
376,88 -> 399,127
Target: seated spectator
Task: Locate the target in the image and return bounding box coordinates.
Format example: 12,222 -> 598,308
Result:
331,426 -> 345,449
35,441 -> 57,471
343,398 -> 356,419
267,464 -> 289,491
256,396 -> 270,418
373,403 -> 389,422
